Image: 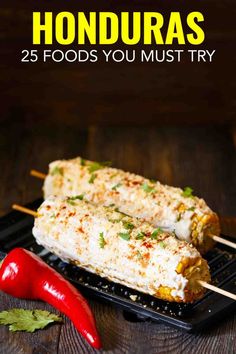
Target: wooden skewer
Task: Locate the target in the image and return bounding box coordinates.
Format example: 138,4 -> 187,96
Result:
30,169 -> 47,180
12,204 -> 236,302
12,204 -> 38,217
30,169 -> 236,252
208,234 -> 236,250
198,281 -> 236,301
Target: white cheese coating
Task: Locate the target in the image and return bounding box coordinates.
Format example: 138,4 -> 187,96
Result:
33,196 -> 210,302
43,157 -> 219,252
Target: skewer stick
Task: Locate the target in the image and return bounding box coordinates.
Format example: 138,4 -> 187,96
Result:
12,204 -> 38,217
30,170 -> 236,251
198,281 -> 236,301
30,170 -> 46,180
11,204 -> 236,302
208,234 -> 236,250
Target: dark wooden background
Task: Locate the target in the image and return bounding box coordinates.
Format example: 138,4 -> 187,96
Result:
1,0 -> 236,352
1,0 -> 236,125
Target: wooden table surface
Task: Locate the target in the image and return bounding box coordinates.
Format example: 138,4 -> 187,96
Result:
0,120 -> 235,354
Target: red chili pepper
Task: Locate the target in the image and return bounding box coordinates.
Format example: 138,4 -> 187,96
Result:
0,248 -> 101,349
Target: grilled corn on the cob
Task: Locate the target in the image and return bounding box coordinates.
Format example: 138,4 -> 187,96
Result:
33,196 -> 211,303
43,157 -> 220,254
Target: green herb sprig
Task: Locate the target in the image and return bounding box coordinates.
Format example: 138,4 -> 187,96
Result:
182,187 -> 194,198
112,183 -> 122,191
0,309 -> 62,333
151,227 -> 163,240
119,232 -> 130,241
67,195 -> 84,205
122,221 -> 135,230
159,241 -> 166,248
136,232 -> 146,240
141,182 -> 155,194
99,232 -> 106,249
88,161 -> 112,174
188,206 -> 195,211
89,173 -> 97,184
51,166 -> 63,176
80,158 -> 86,166
136,250 -> 142,260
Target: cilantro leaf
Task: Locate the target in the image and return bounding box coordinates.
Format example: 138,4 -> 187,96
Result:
136,232 -> 146,240
188,206 -> 195,211
80,158 -> 86,166
141,183 -> 155,194
159,241 -> 166,248
67,195 -> 84,205
151,227 -> 163,240
110,173 -> 118,179
108,217 -> 122,224
99,232 -> 106,249
149,179 -> 156,184
177,213 -> 182,222
0,309 -> 62,333
69,195 -> 84,201
88,161 -> 112,174
51,166 -> 63,176
112,183 -> 122,191
136,250 -> 142,259
67,200 -> 76,206
182,187 -> 194,198
122,221 -> 135,230
119,232 -> 130,241
89,173 -> 96,184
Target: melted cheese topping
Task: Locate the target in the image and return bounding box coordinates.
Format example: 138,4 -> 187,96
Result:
43,157 -> 219,251
33,196 -> 210,302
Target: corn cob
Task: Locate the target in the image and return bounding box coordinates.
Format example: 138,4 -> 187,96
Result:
33,196 -> 211,303
43,157 -> 220,254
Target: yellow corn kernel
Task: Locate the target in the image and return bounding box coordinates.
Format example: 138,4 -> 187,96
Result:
176,257 -> 190,274
176,262 -> 184,274
156,286 -> 177,302
177,203 -> 186,213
